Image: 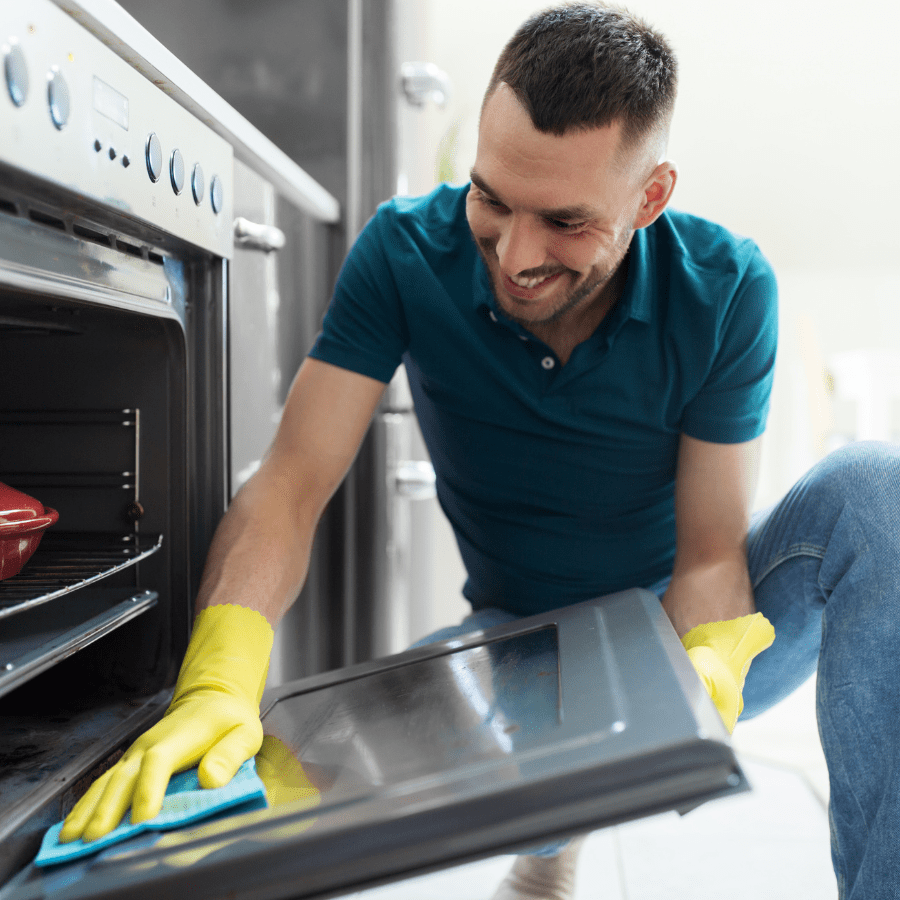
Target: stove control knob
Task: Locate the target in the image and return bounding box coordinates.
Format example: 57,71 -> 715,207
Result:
191,163 -> 205,205
47,66 -> 70,129
3,40 -> 28,107
170,148 -> 185,195
210,174 -> 224,214
145,132 -> 162,182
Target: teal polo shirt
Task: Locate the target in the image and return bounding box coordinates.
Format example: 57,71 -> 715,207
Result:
310,184 -> 778,616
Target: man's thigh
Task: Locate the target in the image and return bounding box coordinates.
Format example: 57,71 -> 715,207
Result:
739,492 -> 833,719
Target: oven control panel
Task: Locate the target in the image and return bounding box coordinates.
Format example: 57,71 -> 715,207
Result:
0,0 -> 233,258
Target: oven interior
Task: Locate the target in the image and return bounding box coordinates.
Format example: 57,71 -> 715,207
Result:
0,187 -> 223,880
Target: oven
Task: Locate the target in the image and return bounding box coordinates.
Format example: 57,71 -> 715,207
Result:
0,0 -> 233,879
0,0 -> 341,882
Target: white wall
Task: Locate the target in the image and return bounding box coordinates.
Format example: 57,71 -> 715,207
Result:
396,0 -> 900,631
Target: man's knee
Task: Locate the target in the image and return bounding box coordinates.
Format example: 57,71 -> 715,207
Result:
801,441 -> 900,521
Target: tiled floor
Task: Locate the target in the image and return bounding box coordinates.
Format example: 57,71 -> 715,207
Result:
347,677 -> 837,899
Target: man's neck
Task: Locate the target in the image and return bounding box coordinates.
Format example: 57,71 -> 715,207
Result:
526,257 -> 629,365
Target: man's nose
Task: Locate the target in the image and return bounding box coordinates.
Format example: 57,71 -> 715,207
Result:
495,215 -> 547,275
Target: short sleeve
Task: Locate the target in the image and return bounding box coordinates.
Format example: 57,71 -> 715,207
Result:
308,204 -> 409,384
681,248 -> 778,443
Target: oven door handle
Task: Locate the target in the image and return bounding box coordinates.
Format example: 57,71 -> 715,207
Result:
233,217 -> 286,253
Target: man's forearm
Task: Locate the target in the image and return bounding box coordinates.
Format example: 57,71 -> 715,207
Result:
193,462 -> 321,628
661,552 -> 756,639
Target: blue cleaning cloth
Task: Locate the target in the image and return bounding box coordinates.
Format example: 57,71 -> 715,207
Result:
35,759 -> 268,867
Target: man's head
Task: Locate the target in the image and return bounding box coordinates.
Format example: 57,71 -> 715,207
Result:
467,3 -> 678,335
482,2 -> 677,158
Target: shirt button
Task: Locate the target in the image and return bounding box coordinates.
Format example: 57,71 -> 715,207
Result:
489,311 -> 498,322
541,356 -> 555,370
519,334 -> 529,341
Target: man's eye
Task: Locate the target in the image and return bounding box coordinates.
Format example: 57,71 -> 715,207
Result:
482,195 -> 505,210
547,218 -> 585,232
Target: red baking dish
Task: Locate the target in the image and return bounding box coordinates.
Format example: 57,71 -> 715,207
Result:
0,481 -> 59,581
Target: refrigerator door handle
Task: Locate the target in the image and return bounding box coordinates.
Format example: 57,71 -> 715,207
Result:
394,459 -> 436,500
233,217 -> 286,253
399,61 -> 452,108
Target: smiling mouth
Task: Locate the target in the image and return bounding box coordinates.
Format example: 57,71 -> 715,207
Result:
502,270 -> 564,299
509,271 -> 557,289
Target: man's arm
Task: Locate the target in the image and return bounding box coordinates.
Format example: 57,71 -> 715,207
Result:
661,432 -> 774,732
194,356 -> 388,627
60,357 -> 387,842
661,432 -> 762,637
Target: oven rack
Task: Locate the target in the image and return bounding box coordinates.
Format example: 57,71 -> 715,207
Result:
0,586 -> 159,700
0,533 -> 163,620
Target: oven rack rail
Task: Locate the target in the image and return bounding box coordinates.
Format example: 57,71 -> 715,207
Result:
0,533 -> 163,620
0,587 -> 159,701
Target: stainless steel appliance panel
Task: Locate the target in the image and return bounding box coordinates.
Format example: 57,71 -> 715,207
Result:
0,0 -> 233,258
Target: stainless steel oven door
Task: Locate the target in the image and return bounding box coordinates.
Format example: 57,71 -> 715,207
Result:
0,588 -> 745,900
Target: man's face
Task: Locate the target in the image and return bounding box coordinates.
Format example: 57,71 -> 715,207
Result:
466,83 -> 652,330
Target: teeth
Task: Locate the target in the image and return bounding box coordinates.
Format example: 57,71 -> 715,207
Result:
510,272 -> 552,289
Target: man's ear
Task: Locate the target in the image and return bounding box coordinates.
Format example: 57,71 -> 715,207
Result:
633,160 -> 678,230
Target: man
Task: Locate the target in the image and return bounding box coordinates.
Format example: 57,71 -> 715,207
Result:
62,4 -> 900,899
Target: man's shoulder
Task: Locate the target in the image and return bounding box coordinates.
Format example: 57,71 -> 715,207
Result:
653,209 -> 769,280
377,183 -> 470,245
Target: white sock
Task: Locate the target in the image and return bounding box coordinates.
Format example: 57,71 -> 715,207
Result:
490,836 -> 586,900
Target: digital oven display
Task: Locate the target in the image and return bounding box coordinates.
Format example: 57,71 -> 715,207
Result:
93,76 -> 129,130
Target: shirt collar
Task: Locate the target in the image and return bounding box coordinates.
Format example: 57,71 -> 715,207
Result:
621,226 -> 653,324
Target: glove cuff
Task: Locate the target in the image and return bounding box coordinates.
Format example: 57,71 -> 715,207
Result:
682,612 -> 774,653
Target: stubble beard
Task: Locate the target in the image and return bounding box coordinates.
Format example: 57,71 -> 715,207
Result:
475,231 -> 633,329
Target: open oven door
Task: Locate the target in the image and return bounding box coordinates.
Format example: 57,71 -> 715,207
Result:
0,588 -> 746,900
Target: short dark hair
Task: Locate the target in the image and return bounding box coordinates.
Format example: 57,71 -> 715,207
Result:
484,3 -> 677,147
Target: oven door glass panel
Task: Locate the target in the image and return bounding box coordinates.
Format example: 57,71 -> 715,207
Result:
0,589 -> 746,900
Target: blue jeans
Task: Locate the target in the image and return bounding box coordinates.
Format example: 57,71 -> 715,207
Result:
417,442 -> 900,897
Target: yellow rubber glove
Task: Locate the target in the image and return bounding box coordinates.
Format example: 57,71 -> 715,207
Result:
60,604 -> 274,844
681,612 -> 775,734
